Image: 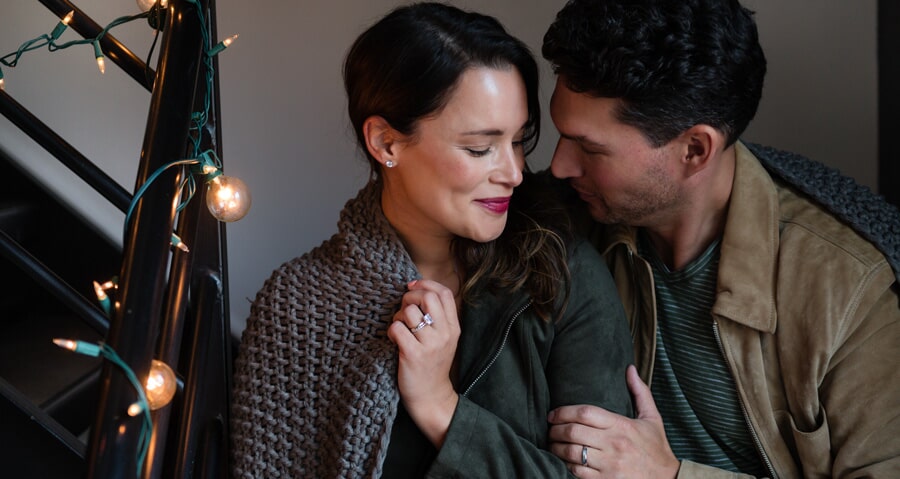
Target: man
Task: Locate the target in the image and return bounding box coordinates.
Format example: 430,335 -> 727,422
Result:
540,0 -> 900,477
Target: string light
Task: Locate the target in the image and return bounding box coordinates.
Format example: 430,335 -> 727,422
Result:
92,280 -> 112,315
127,402 -> 144,417
53,338 -> 101,356
170,233 -> 189,252
207,34 -> 238,57
1,3 -> 244,474
50,10 -> 75,41
1,9 -> 151,87
136,0 -> 168,13
92,41 -> 105,74
145,359 -> 177,410
53,339 -> 154,477
91,278 -> 118,316
204,170 -> 251,222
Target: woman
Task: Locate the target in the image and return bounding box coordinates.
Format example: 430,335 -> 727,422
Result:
230,3 -> 633,478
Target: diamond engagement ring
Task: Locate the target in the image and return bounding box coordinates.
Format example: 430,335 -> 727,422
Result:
410,313 -> 434,333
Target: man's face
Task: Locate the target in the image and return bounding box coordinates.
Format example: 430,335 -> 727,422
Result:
549,77 -> 684,227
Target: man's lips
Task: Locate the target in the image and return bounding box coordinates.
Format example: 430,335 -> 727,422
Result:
570,183 -> 596,199
476,197 -> 511,213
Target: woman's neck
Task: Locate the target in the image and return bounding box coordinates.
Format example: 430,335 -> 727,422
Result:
382,193 -> 461,296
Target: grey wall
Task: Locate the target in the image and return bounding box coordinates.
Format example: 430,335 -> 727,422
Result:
0,1 -> 878,337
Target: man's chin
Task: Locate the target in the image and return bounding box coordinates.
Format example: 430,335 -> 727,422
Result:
587,203 -> 616,224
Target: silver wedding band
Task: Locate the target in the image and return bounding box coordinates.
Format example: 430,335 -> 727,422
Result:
581,445 -> 588,466
410,313 -> 434,333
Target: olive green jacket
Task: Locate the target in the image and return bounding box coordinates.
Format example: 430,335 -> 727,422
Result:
592,143 -> 900,478
421,239 -> 634,478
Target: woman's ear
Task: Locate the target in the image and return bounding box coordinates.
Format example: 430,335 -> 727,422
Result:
363,116 -> 401,168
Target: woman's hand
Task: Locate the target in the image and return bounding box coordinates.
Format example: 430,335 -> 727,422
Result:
387,279 -> 461,448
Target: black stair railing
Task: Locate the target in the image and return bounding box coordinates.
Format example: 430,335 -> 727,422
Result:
37,0 -> 156,91
0,0 -> 232,477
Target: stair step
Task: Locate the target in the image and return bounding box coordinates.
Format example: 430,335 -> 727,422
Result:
0,312 -> 102,407
0,377 -> 84,478
0,200 -> 38,244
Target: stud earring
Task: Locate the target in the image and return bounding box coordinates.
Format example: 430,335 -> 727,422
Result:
385,160 -> 395,168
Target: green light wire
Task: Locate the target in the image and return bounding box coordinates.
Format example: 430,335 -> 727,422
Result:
61,340 -> 154,478
99,343 -> 154,478
1,11 -> 151,70
124,158 -> 200,239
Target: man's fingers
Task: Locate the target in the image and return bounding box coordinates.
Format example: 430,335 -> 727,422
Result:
627,364 -> 662,421
549,441 -> 589,466
548,404 -> 620,429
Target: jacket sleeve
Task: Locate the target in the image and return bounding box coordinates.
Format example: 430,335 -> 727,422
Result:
426,239 -> 634,478
820,282 -> 900,477
677,461 -> 759,478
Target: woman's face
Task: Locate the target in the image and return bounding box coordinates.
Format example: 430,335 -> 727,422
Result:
381,66 -> 528,246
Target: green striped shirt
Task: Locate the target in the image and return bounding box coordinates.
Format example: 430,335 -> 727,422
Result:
639,234 -> 767,476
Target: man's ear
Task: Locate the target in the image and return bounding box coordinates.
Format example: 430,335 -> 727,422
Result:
678,124 -> 724,177
363,116 -> 402,167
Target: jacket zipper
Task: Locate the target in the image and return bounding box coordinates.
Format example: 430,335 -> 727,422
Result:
626,247 -> 640,340
712,319 -> 778,479
461,301 -> 532,397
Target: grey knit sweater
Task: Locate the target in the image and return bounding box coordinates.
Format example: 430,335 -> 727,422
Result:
231,181 -> 418,478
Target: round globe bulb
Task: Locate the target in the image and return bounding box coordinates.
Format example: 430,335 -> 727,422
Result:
136,0 -> 156,12
145,359 -> 177,410
206,175 -> 251,222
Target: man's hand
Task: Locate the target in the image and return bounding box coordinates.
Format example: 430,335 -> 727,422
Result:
548,365 -> 680,479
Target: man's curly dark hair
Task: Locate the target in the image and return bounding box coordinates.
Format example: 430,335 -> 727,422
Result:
542,0 -> 767,147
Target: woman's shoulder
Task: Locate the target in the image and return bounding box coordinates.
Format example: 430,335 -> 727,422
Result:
254,235 -> 346,300
564,234 -> 618,300
566,235 -> 606,269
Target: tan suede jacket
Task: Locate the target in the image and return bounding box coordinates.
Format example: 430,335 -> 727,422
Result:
590,143 -> 900,478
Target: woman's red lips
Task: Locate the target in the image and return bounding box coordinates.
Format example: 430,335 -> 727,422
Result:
477,197 -> 511,213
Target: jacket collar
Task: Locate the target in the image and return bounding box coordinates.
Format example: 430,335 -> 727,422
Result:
713,141 -> 778,333
597,141 -> 779,333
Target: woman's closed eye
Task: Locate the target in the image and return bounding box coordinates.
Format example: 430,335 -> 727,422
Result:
464,146 -> 492,157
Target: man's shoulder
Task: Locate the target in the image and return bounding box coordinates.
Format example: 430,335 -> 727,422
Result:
742,141 -> 900,282
774,183 -> 888,274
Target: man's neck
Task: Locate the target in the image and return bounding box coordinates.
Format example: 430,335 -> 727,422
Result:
642,146 -> 736,271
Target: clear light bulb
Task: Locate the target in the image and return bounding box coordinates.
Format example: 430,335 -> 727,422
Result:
53,338 -> 78,352
92,41 -> 105,74
92,280 -> 108,302
145,359 -> 177,410
136,0 -> 167,12
222,34 -> 238,48
127,402 -> 144,417
50,11 -> 75,41
206,175 -> 251,222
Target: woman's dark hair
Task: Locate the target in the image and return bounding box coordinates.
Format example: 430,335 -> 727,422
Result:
542,0 -> 767,147
344,2 -> 570,320
344,2 -> 541,165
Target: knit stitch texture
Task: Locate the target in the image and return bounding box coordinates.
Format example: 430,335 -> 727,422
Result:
231,181 -> 419,478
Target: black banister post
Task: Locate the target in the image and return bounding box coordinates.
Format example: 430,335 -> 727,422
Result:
84,0 -> 203,476
157,0 -> 233,475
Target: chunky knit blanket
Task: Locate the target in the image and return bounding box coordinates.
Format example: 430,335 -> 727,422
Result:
746,143 -> 900,283
231,181 -> 419,478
